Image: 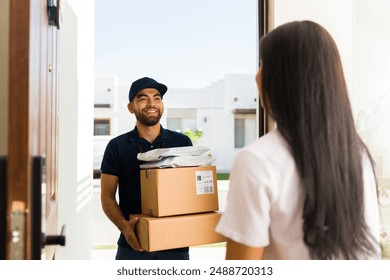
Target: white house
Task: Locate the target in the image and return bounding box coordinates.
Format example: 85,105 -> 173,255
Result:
93,74 -> 258,176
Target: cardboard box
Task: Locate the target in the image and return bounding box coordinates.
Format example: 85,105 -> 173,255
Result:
135,212 -> 226,252
140,166 -> 219,217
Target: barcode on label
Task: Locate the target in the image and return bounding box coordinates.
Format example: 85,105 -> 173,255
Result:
202,186 -> 214,194
195,170 -> 214,195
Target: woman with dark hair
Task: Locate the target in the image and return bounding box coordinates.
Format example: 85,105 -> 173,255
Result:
216,20 -> 381,259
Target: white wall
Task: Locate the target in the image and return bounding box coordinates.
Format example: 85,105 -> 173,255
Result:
57,0 -> 95,259
94,78 -> 136,135
354,0 -> 390,153
273,0 -> 354,103
93,79 -> 136,171
225,74 -> 257,111
115,85 -> 136,134
94,75 -> 117,107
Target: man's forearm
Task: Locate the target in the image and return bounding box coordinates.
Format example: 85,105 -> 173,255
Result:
101,197 -> 128,232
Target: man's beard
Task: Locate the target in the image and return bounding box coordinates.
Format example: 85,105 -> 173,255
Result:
134,108 -> 162,127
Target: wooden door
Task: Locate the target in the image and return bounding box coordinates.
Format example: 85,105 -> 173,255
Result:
5,0 -> 61,260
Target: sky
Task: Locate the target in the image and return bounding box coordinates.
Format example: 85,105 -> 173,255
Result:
94,0 -> 258,88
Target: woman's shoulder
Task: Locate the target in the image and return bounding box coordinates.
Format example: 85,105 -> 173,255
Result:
232,129 -> 295,180
241,129 -> 291,159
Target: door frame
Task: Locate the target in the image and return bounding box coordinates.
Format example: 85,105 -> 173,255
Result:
258,0 -> 275,136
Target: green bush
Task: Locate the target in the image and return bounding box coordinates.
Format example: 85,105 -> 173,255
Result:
183,128 -> 203,143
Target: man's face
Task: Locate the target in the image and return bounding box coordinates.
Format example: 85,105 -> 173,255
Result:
128,88 -> 164,126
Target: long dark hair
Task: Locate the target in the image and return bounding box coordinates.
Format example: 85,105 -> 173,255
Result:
259,21 -> 377,259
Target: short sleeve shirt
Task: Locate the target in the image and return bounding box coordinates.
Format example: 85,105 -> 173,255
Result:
215,129 -> 381,259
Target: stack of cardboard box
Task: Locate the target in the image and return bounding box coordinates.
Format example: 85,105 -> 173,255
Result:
135,165 -> 226,252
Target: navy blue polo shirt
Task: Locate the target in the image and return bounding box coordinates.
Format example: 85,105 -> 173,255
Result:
100,125 -> 192,249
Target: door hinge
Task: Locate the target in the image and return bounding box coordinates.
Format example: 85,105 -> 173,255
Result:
47,0 -> 62,29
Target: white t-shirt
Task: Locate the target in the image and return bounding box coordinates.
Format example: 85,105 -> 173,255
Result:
215,129 -> 381,259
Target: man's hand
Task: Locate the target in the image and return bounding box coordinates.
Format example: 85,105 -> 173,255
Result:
121,216 -> 144,252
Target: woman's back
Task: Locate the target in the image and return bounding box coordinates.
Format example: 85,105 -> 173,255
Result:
216,20 -> 381,259
216,129 -> 381,259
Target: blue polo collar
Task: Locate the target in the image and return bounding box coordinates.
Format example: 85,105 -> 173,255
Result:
128,125 -> 171,143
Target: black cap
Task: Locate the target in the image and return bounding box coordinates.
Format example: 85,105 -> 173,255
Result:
128,77 -> 168,102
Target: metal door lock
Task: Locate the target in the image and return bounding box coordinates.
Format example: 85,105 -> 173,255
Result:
9,201 -> 26,260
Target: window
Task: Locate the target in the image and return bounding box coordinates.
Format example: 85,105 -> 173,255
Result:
94,119 -> 110,136
167,118 -> 182,132
234,118 -> 245,148
234,114 -> 256,148
167,109 -> 197,132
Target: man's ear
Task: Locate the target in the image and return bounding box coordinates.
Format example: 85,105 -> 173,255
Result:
127,102 -> 134,114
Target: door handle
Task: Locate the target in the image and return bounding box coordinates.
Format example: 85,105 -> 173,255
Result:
31,156 -> 65,259
41,225 -> 66,247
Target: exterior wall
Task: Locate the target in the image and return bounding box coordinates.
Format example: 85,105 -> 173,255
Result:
56,0 -> 95,259
94,74 -> 257,173
273,0 -> 354,100
94,75 -> 117,107
93,82 -> 136,171
115,85 -> 136,134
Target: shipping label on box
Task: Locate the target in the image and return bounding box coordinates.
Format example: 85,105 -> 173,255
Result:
195,170 -> 215,194
134,212 -> 226,252
140,166 -> 219,217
